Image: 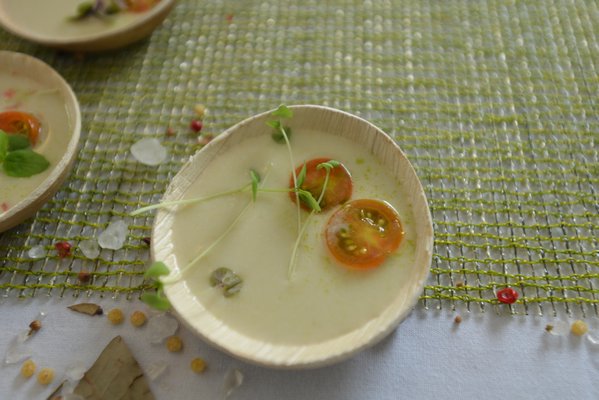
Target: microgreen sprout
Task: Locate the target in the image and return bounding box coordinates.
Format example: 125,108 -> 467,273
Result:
158,170 -> 271,285
249,169 -> 261,202
315,160 -> 340,204
267,105 -> 301,234
140,261 -> 171,311
287,159 -> 341,278
296,162 -> 307,187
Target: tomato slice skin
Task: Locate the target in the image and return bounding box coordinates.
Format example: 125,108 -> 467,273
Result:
0,111 -> 41,146
324,199 -> 404,269
289,158 -> 353,211
126,0 -> 158,12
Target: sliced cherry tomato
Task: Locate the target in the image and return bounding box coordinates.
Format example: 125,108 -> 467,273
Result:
126,0 -> 159,12
0,111 -> 41,146
324,199 -> 404,269
289,158 -> 353,211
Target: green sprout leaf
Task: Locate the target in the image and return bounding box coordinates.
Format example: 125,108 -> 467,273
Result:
3,149 -> 50,177
271,104 -> 293,119
249,169 -> 261,202
317,160 -> 341,171
0,131 -> 8,163
271,126 -> 291,144
296,162 -> 307,188
144,261 -> 170,279
140,293 -> 171,311
298,190 -> 321,213
266,120 -> 281,130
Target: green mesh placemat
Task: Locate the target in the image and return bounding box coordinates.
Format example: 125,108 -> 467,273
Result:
0,0 -> 597,316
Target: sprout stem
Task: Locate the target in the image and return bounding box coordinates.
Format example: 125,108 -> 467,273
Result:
130,184 -> 250,216
280,125 -> 301,235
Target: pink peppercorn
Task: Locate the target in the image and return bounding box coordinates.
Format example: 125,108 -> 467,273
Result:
496,287 -> 519,304
190,120 -> 203,133
54,241 -> 72,259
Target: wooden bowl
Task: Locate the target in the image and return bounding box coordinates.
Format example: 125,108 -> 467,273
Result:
152,105 -> 434,368
0,0 -> 176,52
0,51 -> 81,233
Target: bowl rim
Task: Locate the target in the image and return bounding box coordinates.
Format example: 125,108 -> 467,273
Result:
152,105 -> 434,369
0,51 -> 81,233
0,0 -> 176,48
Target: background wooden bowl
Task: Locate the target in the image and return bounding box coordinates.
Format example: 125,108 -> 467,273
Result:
0,0 -> 176,52
152,105 -> 434,368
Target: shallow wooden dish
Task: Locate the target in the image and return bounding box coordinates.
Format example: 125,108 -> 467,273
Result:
152,105 -> 434,368
0,0 -> 176,52
0,51 -> 81,233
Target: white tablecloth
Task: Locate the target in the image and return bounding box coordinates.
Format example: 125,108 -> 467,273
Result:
1,297 -> 597,400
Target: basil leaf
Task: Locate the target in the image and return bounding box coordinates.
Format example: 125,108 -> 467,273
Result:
8,134 -> 31,151
271,104 -> 293,119
140,293 -> 171,311
3,149 -> 50,177
0,131 -> 8,163
144,261 -> 170,279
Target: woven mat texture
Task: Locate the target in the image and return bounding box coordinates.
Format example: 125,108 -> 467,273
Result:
0,0 -> 597,316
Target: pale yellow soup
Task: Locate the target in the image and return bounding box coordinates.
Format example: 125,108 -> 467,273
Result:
171,130 -> 417,345
1,0 -> 146,40
0,72 -> 72,209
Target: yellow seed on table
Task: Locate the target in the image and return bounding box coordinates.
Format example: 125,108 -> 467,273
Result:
194,104 -> 206,118
37,368 -> 54,385
190,357 -> 207,374
570,320 -> 588,336
107,308 -> 124,325
20,359 -> 36,378
166,336 -> 183,352
130,310 -> 147,327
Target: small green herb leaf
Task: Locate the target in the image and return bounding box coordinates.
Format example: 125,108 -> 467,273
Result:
144,261 -> 170,279
271,126 -> 291,144
140,293 -> 171,311
0,131 -> 8,163
3,149 -> 50,177
69,1 -> 94,20
298,190 -> 321,212
266,120 -> 281,130
271,104 -> 293,119
8,134 -> 30,151
296,162 -> 307,188
250,169 -> 261,202
317,160 -> 341,171
105,1 -> 121,14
